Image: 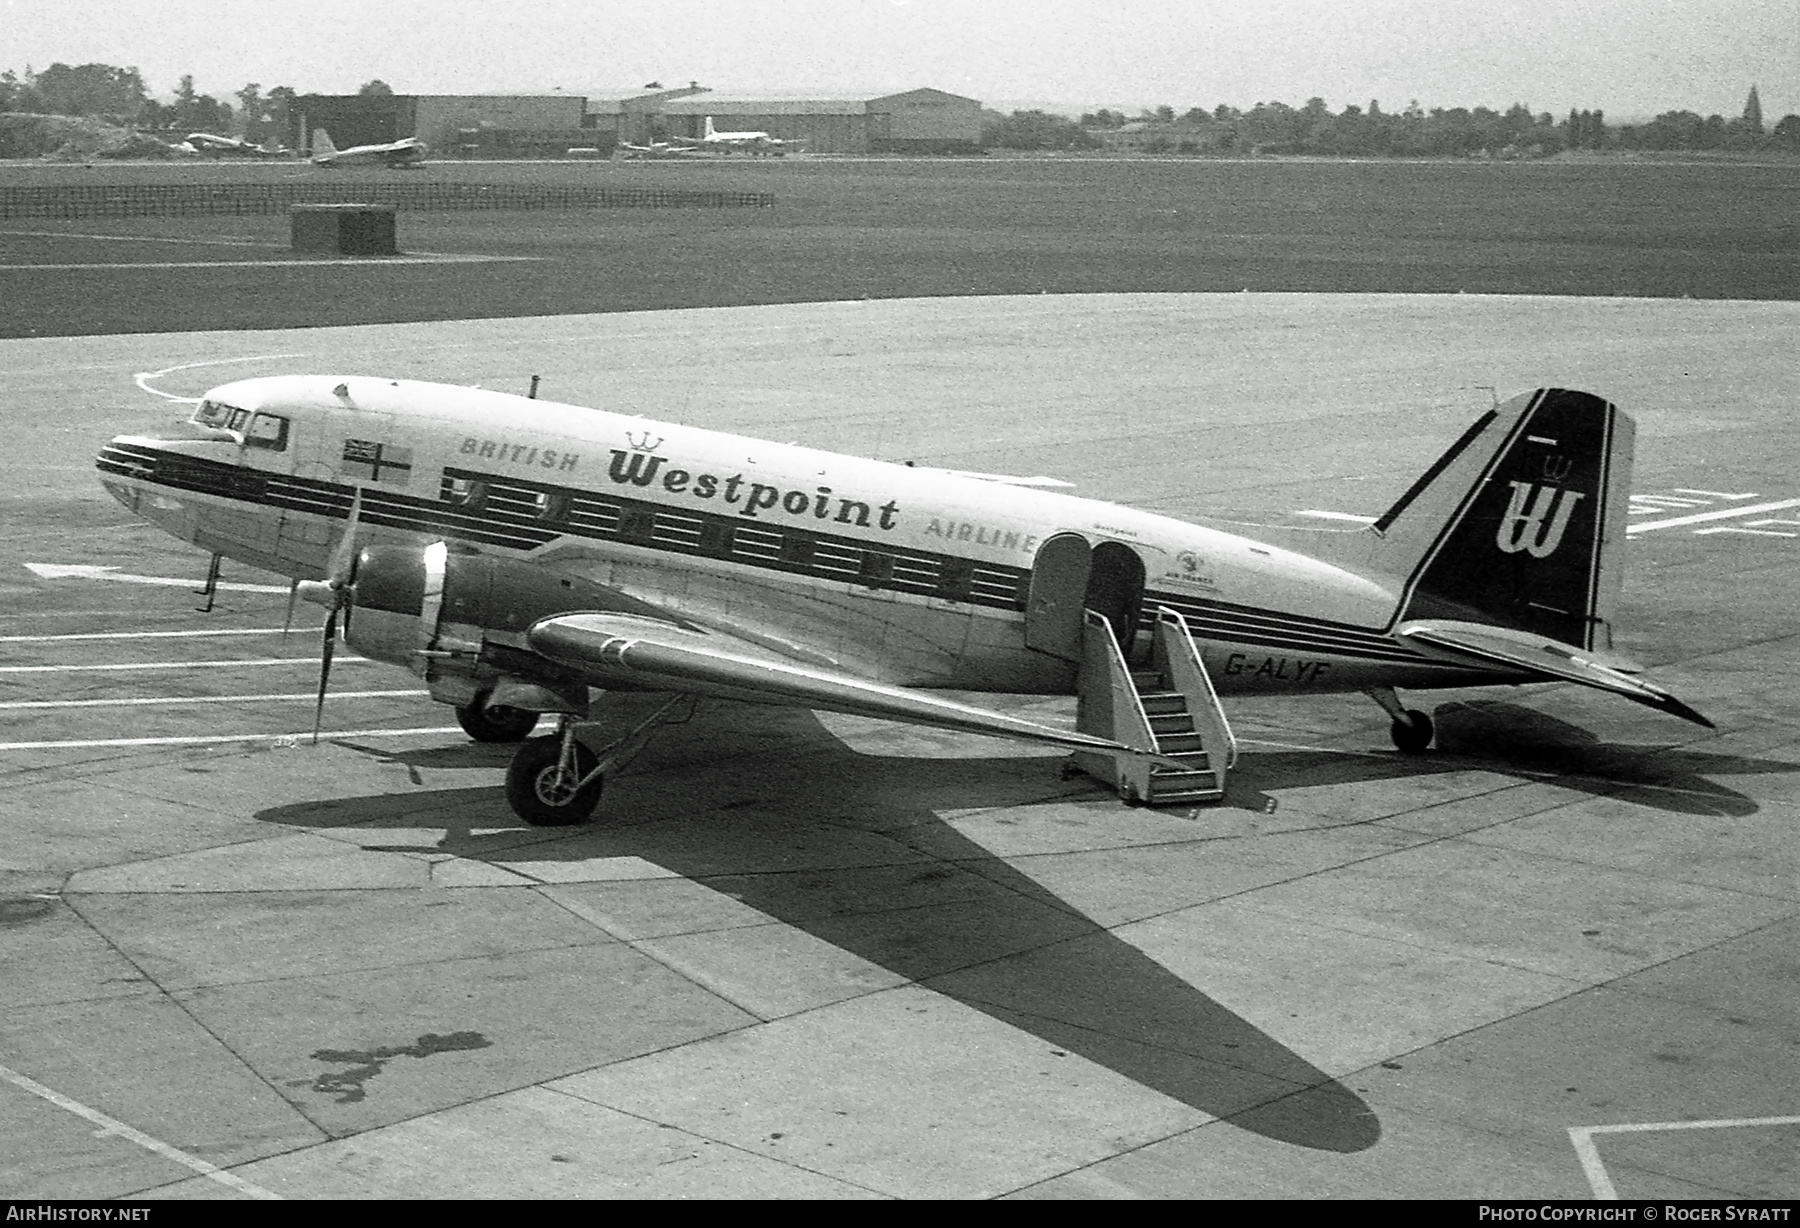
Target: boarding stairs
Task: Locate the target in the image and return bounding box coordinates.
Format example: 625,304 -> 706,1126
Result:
1070,606 -> 1237,806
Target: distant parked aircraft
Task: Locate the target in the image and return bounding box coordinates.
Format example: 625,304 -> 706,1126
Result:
182,133 -> 290,159
617,140 -> 709,160
310,128 -> 428,168
674,116 -> 800,155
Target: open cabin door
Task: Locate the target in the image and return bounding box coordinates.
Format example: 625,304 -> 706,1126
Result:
1024,533 -> 1146,662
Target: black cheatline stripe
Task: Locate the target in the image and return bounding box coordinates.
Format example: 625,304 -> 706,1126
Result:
1148,591 -> 1400,649
1173,615 -> 1421,662
1147,593 -> 1422,663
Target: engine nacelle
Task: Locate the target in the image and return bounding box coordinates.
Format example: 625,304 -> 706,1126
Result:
342,543 -> 627,710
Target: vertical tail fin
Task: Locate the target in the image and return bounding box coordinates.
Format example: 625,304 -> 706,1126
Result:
704,116 -> 717,140
1366,389 -> 1633,651
311,128 -> 338,158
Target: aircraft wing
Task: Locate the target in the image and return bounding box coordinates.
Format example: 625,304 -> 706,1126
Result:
1396,620 -> 1713,728
526,612 -> 1187,764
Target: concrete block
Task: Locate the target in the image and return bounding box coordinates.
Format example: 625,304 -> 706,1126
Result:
291,204 -> 398,256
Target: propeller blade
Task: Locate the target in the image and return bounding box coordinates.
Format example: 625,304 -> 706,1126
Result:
282,579 -> 299,642
326,487 -> 364,586
312,605 -> 338,745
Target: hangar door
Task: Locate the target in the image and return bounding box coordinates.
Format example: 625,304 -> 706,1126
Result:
1024,533 -> 1146,661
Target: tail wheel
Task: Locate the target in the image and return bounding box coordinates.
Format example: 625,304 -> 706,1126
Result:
456,702 -> 540,743
505,735 -> 602,826
1390,710 -> 1434,754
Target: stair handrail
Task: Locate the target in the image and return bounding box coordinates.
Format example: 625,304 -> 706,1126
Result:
1154,606 -> 1239,770
1077,608 -> 1158,754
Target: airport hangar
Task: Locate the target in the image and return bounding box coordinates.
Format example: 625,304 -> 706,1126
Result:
287,85 -> 985,157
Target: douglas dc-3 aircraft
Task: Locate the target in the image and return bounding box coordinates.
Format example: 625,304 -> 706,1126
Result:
309,129 -> 428,167
96,378 -> 1709,826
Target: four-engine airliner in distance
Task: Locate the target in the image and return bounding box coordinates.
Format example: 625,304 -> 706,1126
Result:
674,116 -> 798,154
95,377 -> 1709,826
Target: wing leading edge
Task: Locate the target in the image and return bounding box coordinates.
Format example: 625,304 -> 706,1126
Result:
1397,619 -> 1713,728
527,613 -> 1189,766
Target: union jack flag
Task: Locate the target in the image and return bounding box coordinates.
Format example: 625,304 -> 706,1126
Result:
340,439 -> 413,485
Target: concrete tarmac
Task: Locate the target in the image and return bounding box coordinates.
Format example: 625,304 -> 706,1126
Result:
2,293 -> 1798,1199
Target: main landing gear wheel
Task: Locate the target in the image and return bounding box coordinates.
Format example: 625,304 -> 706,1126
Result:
505,734 -> 602,826
1390,709 -> 1434,754
456,702 -> 540,743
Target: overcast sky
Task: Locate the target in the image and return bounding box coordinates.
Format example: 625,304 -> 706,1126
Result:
4,0 -> 1793,121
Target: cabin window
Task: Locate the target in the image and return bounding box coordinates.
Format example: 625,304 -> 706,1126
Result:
244,413 -> 289,451
442,476 -> 487,509
858,551 -> 895,587
536,491 -> 571,522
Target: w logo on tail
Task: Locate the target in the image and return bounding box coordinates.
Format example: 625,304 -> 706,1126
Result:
1496,482 -> 1586,558
1389,388 -> 1627,649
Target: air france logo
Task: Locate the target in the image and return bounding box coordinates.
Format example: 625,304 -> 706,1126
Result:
1496,481 -> 1585,558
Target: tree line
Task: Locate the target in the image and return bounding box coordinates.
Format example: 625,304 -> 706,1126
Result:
0,63 -> 395,143
987,88 -> 1798,157
6,62 -> 1794,159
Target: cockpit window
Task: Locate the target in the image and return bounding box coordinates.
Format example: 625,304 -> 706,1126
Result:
244,413 -> 289,451
194,400 -> 235,428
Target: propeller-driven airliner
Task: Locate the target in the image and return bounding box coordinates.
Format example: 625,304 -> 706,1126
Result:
96,377 -> 1709,826
674,116 -> 799,155
309,129 -> 428,167
180,132 -> 290,158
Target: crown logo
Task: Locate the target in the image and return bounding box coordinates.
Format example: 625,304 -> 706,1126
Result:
1542,454 -> 1574,484
625,431 -> 664,453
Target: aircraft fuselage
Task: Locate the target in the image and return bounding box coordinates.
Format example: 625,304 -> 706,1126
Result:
97,376 -> 1477,699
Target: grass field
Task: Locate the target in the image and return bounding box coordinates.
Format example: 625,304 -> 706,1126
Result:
2,157 -> 1796,337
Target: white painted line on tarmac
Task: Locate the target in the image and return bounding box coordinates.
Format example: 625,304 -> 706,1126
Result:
1,228 -> 273,247
26,562 -> 291,592
1,253 -> 539,270
0,690 -> 423,711
132,354 -> 307,402
0,725 -> 463,751
0,628 -> 291,643
0,1060 -> 281,1200
1693,527 -> 1799,538
0,656 -> 369,674
1569,1114 -> 1800,1200
1627,497 -> 1800,535
1294,510 -> 1378,523
1672,488 -> 1759,499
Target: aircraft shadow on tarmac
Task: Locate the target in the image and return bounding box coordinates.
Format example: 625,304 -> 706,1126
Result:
261,704 -> 1385,1155
1218,700 -> 1772,818
254,696 -> 1783,1154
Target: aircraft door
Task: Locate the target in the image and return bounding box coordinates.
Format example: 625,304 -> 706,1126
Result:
1024,532 -> 1091,660
1024,534 -> 1148,662
1087,541 -> 1147,658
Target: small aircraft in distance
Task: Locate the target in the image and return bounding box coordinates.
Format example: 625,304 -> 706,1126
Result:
310,128 -> 428,168
616,140 -> 709,160
180,132 -> 290,158
97,378 -> 1709,827
674,116 -> 800,155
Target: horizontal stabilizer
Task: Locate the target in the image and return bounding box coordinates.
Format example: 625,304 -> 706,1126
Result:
1398,620 -> 1713,728
529,613 -> 1191,766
